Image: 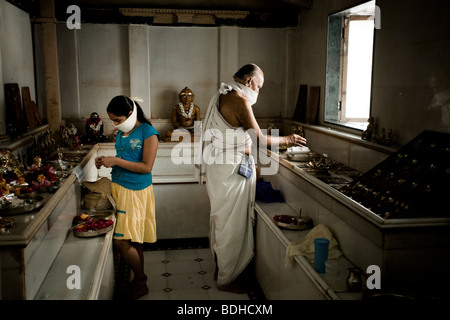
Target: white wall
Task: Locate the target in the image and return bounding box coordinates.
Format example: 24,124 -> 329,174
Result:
0,0 -> 36,135
295,0 -> 450,145
371,0 -> 450,143
57,24 -> 294,139
148,26 -> 219,120
238,28 -> 294,119
58,24 -> 130,120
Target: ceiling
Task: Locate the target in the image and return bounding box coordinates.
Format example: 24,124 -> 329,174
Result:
59,0 -> 313,11
11,0 -> 313,27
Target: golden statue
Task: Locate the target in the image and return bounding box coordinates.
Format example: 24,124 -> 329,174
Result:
166,87 -> 201,142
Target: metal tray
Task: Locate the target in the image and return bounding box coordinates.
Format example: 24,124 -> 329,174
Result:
273,215 -> 313,230
287,153 -> 311,162
72,210 -> 113,225
72,212 -> 114,238
72,223 -> 114,238
0,195 -> 46,216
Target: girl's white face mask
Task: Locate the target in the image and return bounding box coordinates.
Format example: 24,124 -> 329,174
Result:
114,103 -> 137,133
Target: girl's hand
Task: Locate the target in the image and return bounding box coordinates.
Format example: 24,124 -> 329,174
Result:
99,156 -> 116,168
95,156 -> 104,169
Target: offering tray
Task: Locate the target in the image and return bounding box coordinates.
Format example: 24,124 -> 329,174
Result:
72,222 -> 114,238
286,146 -> 311,162
273,214 -> 313,230
72,210 -> 113,225
0,193 -> 47,216
47,160 -> 76,171
72,210 -> 114,238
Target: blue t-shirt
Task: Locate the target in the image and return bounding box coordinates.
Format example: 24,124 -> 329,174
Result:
111,123 -> 159,190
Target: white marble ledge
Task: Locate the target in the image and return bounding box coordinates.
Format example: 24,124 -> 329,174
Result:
255,200 -> 362,300
34,215 -> 115,300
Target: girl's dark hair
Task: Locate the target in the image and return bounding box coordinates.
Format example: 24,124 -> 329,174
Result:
233,63 -> 260,80
107,96 -> 152,125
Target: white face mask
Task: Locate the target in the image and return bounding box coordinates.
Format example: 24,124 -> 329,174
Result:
114,103 -> 137,133
233,80 -> 259,106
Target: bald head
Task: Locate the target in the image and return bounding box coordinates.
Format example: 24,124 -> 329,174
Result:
233,64 -> 263,81
233,64 -> 264,93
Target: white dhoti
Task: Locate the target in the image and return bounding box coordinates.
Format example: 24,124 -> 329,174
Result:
201,83 -> 257,286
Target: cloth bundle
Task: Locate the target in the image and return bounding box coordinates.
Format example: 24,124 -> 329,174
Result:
82,177 -> 113,210
255,180 -> 285,203
285,224 -> 342,268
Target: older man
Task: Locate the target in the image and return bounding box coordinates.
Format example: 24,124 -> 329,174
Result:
202,63 -> 306,293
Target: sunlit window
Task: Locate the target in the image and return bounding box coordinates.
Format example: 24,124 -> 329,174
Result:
341,17 -> 375,124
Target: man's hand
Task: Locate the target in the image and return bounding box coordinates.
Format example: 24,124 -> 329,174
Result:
288,133 -> 307,147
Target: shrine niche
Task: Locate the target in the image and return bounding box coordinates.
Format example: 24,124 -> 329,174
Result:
83,112 -> 108,144
165,87 -> 201,142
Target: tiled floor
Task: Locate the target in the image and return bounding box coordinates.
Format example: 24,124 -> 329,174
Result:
113,238 -> 265,300
138,248 -> 252,300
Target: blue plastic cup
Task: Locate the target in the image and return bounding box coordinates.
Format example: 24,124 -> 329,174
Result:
314,238 -> 330,273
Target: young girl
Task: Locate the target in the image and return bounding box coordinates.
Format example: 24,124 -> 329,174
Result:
95,96 -> 159,299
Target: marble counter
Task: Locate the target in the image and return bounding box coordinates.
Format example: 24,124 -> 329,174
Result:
270,149 -> 450,227
258,148 -> 450,296
255,200 -> 362,300
0,144 -> 115,299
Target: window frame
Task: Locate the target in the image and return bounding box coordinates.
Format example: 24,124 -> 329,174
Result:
324,0 -> 376,131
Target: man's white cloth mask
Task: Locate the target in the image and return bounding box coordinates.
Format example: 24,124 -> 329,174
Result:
219,80 -> 259,106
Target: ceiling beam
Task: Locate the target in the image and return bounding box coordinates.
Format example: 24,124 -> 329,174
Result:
119,8 -> 250,25
280,0 -> 313,9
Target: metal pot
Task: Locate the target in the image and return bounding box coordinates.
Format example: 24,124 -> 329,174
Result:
346,267 -> 363,291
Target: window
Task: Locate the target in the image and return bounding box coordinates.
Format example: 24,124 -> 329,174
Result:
325,1 -> 376,130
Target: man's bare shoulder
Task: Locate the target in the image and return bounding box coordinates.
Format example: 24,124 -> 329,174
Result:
219,92 -> 255,128
221,91 -> 248,111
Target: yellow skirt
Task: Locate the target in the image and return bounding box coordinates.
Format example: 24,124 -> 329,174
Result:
111,182 -> 157,244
